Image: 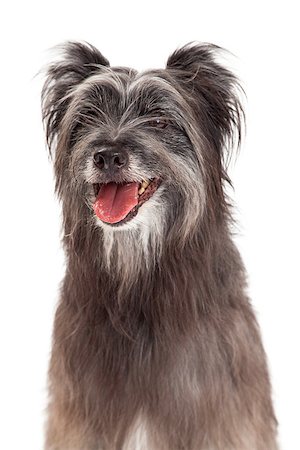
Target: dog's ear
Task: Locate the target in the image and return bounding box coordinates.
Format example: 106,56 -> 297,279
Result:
166,43 -> 244,160
42,41 -> 109,155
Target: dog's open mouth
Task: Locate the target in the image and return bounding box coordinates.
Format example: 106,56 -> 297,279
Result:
93,178 -> 161,225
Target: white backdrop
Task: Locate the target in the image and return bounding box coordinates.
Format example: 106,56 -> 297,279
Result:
1,1 -> 299,449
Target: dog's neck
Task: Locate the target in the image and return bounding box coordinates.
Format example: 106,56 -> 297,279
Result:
62,218 -> 239,339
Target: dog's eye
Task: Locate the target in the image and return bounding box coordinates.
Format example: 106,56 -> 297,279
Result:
148,119 -> 169,129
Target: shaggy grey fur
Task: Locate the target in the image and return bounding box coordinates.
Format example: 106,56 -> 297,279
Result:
42,42 -> 278,449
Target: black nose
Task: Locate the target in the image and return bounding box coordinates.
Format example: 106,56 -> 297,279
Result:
93,149 -> 129,172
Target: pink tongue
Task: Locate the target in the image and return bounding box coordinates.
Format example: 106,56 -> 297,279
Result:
93,182 -> 139,224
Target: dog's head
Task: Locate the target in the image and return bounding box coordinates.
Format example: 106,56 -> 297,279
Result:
42,42 -> 243,270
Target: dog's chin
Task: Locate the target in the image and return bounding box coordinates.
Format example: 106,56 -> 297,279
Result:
92,178 -> 163,231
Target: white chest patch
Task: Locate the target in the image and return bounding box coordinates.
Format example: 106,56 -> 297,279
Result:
123,416 -> 150,450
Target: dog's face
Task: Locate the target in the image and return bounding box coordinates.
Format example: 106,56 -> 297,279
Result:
42,42 -> 242,269
66,66 -> 205,234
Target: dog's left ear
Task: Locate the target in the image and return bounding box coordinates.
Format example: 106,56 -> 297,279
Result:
42,41 -> 110,156
166,43 -> 244,158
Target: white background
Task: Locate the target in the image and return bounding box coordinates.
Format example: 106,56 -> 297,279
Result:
1,1 -> 299,449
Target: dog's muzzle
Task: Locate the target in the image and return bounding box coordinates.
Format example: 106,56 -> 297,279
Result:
91,147 -> 161,226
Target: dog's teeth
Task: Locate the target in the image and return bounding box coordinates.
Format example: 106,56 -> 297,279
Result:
141,180 -> 150,189
139,179 -> 150,195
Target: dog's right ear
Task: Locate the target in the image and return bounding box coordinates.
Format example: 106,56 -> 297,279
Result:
42,41 -> 109,155
166,43 -> 244,161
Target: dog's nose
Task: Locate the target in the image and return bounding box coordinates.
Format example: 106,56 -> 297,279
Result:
93,149 -> 129,172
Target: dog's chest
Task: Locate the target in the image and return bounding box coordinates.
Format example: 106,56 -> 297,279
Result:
123,416 -> 150,450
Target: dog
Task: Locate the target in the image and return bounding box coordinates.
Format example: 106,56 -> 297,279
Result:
42,42 -> 278,450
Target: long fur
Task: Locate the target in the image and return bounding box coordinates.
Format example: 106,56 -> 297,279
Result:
42,41 -> 278,449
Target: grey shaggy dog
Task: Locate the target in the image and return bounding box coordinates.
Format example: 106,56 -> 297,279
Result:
42,42 -> 278,450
